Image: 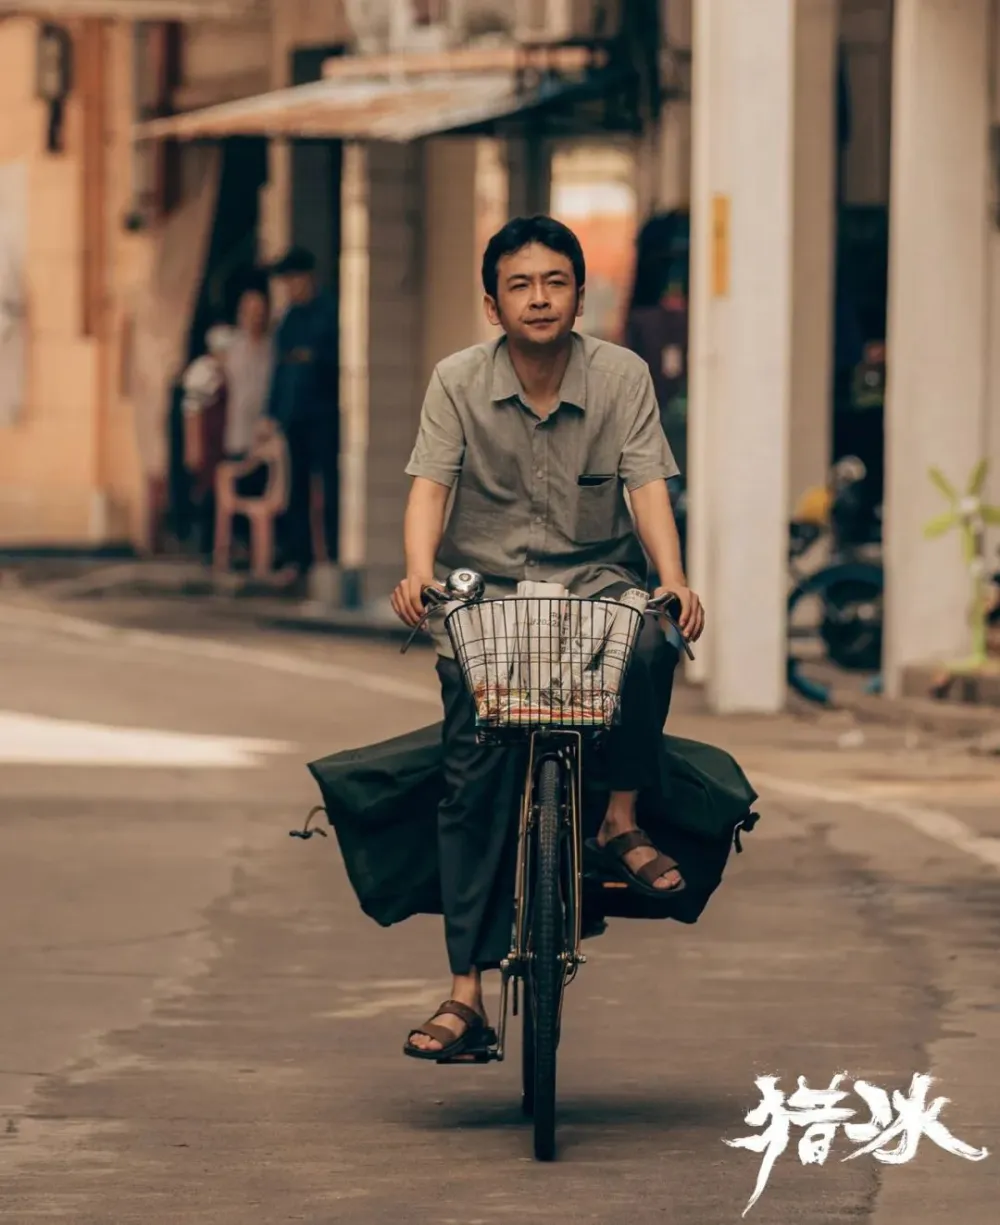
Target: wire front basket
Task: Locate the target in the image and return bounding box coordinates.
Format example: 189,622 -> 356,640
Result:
445,597 -> 645,741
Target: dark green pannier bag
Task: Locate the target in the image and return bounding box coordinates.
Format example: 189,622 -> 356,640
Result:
306,723 -> 759,931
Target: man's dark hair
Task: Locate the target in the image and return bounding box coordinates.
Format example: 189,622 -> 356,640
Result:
482,215 -> 586,300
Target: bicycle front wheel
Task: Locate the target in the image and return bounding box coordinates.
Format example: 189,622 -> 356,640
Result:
529,756 -> 565,1162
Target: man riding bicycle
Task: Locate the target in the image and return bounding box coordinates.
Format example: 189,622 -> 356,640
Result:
391,216 -> 706,1062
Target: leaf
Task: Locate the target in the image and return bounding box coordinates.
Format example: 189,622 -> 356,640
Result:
982,505 -> 1000,526
924,511 -> 959,539
928,467 -> 958,503
968,458 -> 990,497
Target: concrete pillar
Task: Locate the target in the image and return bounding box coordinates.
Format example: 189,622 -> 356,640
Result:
364,142 -> 426,601
688,0 -> 796,713
473,138 -> 509,341
422,138 -> 482,386
987,7 -> 1000,535
507,134 -> 550,217
789,0 -> 838,512
339,144 -> 369,578
883,0 -> 993,692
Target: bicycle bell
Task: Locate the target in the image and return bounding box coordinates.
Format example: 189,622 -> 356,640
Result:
446,569 -> 485,601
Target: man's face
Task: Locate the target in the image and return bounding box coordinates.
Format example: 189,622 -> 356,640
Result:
276,272 -> 315,308
485,242 -> 584,347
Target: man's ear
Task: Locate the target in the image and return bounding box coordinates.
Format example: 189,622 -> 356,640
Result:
576,287 -> 586,320
483,294 -> 501,327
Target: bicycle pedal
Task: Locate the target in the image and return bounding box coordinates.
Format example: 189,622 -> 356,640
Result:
439,1048 -> 495,1066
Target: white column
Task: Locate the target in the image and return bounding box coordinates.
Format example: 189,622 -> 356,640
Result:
789,0 -> 838,512
339,145 -> 370,578
988,6 -> 1000,538
685,0 -> 720,688
688,0 -> 796,713
883,0 -> 992,694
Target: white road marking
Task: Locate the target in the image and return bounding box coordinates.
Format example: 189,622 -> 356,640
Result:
0,711 -> 290,768
0,603 -> 439,707
754,772 -> 1000,872
5,603 -> 1000,872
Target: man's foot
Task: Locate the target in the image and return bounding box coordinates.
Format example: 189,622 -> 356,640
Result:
404,999 -> 494,1062
596,823 -> 684,892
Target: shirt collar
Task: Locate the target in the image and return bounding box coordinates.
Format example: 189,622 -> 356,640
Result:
490,333 -> 587,411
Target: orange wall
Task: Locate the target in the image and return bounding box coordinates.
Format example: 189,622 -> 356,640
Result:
0,17 -> 150,547
0,17 -> 99,544
567,212 -> 637,342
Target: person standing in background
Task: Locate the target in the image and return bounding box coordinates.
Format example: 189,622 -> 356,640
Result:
265,248 -> 340,593
182,285 -> 273,560
181,321 -> 233,558
221,284 -> 272,462
623,211 -> 690,475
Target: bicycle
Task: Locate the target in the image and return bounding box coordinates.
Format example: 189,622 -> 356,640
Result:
411,572 -> 690,1162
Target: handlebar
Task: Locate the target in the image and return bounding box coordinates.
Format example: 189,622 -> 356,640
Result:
403,585 -> 693,660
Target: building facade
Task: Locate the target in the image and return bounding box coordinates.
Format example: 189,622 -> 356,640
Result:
2,0 -> 994,711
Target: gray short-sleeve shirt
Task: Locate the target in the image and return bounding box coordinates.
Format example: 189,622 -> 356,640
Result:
405,331 -> 679,655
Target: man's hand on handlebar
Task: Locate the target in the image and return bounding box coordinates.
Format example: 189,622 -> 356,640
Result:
653,584 -> 705,643
390,574 -> 444,628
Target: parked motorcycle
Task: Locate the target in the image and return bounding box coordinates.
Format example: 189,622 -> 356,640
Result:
666,462 -> 884,703
786,458 -> 884,703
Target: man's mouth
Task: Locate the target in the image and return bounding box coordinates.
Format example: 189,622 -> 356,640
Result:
526,318 -> 557,326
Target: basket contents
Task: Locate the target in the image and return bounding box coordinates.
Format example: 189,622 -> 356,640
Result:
450,583 -> 646,728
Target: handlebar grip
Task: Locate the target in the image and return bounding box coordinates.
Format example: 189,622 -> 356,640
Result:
649,591 -> 683,620
420,585 -> 448,607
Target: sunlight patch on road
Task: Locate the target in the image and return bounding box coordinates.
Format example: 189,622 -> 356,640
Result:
0,602 -> 439,707
0,711 -> 292,768
324,980 -> 446,1020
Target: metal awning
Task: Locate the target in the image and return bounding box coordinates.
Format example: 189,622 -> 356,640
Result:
0,1 -> 261,16
134,46 -> 623,144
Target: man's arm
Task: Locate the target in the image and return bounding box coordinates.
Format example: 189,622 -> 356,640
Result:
629,479 -> 685,589
390,367 -> 466,627
620,366 -> 705,641
392,478 -> 451,627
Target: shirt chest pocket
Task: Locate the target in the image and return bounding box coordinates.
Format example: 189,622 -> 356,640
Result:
574,473 -> 620,544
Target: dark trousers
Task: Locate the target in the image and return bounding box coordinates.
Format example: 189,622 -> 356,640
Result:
436,612 -> 679,975
280,415 -> 339,572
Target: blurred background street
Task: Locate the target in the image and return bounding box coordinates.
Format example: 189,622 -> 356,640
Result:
1,0 -> 1000,1220
1,588 -> 998,1222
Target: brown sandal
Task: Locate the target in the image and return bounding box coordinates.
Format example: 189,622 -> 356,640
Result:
586,829 -> 686,898
403,1000 -> 497,1063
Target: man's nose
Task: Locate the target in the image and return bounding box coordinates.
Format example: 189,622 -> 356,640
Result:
528,282 -> 550,308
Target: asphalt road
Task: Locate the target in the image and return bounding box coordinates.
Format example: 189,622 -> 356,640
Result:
0,595 -> 998,1225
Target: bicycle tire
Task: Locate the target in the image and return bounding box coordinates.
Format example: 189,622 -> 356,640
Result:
530,756 -> 564,1162
787,562 -> 883,704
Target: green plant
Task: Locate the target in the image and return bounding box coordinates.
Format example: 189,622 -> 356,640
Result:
924,460 -> 1000,669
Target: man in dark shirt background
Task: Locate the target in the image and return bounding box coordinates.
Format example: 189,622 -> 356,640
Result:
623,211 -> 690,475
266,247 -> 339,587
